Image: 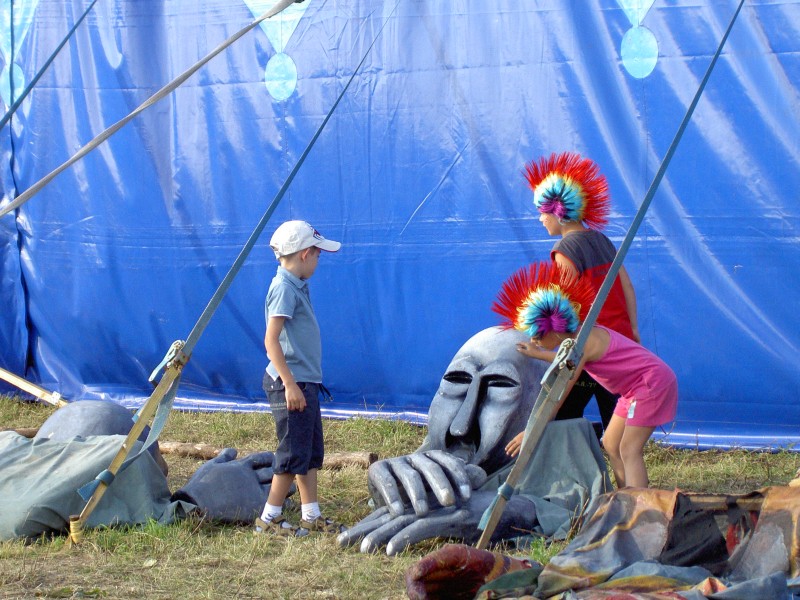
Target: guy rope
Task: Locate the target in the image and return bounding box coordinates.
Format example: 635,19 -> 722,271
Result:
0,0 -> 298,220
476,0 -> 748,550
67,0 -> 400,544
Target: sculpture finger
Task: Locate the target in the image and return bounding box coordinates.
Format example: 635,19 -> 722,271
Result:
464,464 -> 488,489
254,466 -> 274,486
356,506 -> 391,526
243,450 -> 274,469
424,450 -> 474,502
360,514 -> 418,554
407,453 -> 456,508
215,448 -> 238,463
336,509 -> 392,548
386,508 -> 474,556
389,458 -> 430,516
367,460 -> 408,517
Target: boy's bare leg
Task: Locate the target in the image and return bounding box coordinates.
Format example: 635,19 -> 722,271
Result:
266,472 -> 296,507
296,468 -> 319,504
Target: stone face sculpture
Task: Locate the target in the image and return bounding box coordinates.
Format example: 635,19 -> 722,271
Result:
363,326 -> 545,519
338,326 -> 611,555
418,326 -> 546,475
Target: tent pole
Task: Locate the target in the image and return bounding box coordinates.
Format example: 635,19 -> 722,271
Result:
69,0 -> 400,542
476,0 -> 747,550
0,367 -> 67,406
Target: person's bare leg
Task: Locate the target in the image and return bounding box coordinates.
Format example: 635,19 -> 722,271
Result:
266,472 -> 296,506
619,425 -> 655,488
296,468 -> 319,504
601,415 -> 627,488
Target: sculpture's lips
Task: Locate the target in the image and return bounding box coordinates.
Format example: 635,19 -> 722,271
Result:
445,420 -> 481,465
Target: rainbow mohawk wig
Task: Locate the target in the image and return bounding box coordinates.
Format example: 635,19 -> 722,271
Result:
524,151 -> 610,230
492,262 -> 595,339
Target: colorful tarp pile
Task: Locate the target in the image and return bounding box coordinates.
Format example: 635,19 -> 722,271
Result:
477,486 -> 800,599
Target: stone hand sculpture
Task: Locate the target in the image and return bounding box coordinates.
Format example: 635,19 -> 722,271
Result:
366,449 -> 489,518
339,490 -> 540,555
172,448 -> 277,524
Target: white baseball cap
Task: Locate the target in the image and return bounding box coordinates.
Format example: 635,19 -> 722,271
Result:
270,220 -> 341,258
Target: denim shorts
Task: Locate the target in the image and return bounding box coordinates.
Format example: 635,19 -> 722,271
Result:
263,373 -> 324,475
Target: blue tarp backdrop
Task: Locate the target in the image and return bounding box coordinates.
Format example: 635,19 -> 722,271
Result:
1,1 -> 798,449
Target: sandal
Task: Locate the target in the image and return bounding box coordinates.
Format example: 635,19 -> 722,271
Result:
253,515 -> 309,538
299,516 -> 347,534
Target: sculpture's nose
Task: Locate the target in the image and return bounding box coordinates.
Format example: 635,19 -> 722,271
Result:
449,377 -> 481,438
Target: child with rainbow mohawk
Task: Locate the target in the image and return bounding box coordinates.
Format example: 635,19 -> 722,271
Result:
525,151 -> 640,433
493,261 -> 677,489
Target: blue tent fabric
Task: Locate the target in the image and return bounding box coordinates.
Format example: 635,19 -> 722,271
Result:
1,1 -> 799,449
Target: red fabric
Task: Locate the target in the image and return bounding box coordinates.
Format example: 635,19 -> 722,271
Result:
581,264 -> 635,341
405,543 -> 534,600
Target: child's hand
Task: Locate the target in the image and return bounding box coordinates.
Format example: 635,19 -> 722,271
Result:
516,340 -> 547,359
286,383 -> 307,411
505,431 -> 524,457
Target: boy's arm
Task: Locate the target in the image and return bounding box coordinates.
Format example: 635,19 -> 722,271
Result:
265,316 -> 306,411
618,266 -> 640,343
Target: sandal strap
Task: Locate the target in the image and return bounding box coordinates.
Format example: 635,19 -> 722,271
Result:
254,516 -> 308,537
301,516 -> 346,533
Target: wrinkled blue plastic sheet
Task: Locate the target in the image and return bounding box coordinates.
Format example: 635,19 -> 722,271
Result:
1,1 -> 799,450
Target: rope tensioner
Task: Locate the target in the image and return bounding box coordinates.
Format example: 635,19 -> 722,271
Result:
148,340 -> 189,386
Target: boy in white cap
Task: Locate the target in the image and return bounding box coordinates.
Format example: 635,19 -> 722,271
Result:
254,220 -> 345,536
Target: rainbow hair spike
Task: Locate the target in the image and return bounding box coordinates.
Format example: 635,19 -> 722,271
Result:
523,151 -> 610,230
492,261 -> 595,339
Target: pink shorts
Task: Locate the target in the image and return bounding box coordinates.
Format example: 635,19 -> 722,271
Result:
613,377 -> 678,427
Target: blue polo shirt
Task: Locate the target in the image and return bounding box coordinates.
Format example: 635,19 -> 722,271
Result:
265,266 -> 323,383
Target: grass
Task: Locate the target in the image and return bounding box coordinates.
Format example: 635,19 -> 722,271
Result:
1,395 -> 799,599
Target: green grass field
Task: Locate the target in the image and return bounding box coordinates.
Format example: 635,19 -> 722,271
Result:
1,397 -> 798,599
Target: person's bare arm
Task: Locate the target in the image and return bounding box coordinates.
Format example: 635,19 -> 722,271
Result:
265,317 -> 306,411
506,339 -> 586,457
553,252 -> 579,281
618,266 -> 640,343
515,340 -> 555,362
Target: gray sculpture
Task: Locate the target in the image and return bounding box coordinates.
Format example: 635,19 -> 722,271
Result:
34,398 -> 171,475
338,326 -> 611,555
1,400 -> 277,540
